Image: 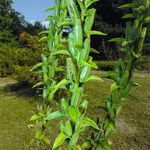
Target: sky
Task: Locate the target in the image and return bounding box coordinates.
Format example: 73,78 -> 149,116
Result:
13,0 -> 55,27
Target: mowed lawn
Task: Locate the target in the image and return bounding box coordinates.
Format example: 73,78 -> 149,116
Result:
0,71 -> 149,150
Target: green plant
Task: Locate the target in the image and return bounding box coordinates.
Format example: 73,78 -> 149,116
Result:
31,0 -> 105,149
31,0 -> 150,149
82,0 -> 150,149
30,0 -> 68,148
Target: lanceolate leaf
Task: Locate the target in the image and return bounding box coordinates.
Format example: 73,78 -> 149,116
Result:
122,13 -> 134,19
108,38 -> 126,44
65,120 -> 72,137
69,106 -> 81,122
77,0 -> 85,10
71,87 -> 83,107
87,75 -> 103,82
84,9 -> 96,34
48,79 -> 71,100
69,132 -> 79,146
39,36 -> 48,42
52,132 -> 67,149
31,62 -> 45,71
90,48 -> 99,53
67,0 -> 80,19
118,3 -> 133,9
144,16 -> 150,23
82,117 -> 100,130
45,111 -> 64,121
87,31 -> 107,36
52,50 -> 71,56
85,0 -> 99,8
82,61 -> 98,69
61,18 -> 74,25
45,6 -> 55,12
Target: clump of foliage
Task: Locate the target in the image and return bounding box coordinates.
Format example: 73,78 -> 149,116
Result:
84,0 -> 150,149
0,0 -> 47,84
31,0 -> 150,149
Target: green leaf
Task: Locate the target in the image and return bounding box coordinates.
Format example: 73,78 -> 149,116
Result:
69,132 -> 79,146
60,120 -> 65,133
46,15 -> 59,21
67,0 -> 80,19
45,6 -> 55,12
87,75 -> 103,82
69,106 -> 81,122
81,141 -> 91,149
116,106 -> 122,117
110,82 -> 119,93
30,114 -> 40,121
79,37 -> 90,64
65,120 -> 72,137
74,19 -> 83,47
82,117 -> 100,130
108,38 -> 126,44
71,87 -> 82,107
45,111 -> 64,120
80,100 -> 89,110
48,79 -> 71,100
90,48 -> 99,53
61,18 -> 74,26
122,13 -> 134,19
118,3 -> 133,9
82,61 -> 98,69
77,0 -> 85,10
85,0 -> 99,8
84,9 -> 96,34
31,62 -> 44,71
132,51 -> 141,58
52,50 -> 71,56
144,16 -> 150,23
87,30 -> 107,36
39,36 -> 48,42
80,65 -> 91,83
52,132 -> 67,149
32,82 -> 44,88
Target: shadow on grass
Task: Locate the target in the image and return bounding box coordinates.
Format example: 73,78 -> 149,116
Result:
3,82 -> 38,98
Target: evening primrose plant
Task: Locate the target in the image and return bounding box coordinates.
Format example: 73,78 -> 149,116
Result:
31,0 -> 150,149
45,0 -> 106,149
30,0 -> 68,148
81,0 -> 150,149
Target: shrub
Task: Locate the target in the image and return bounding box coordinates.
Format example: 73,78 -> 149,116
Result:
12,65 -> 37,85
0,45 -> 19,76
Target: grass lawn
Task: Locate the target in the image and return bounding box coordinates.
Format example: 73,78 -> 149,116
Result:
0,71 -> 149,150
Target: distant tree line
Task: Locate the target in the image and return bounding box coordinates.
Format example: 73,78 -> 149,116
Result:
91,0 -> 150,60
0,0 -> 149,81
0,0 -> 45,46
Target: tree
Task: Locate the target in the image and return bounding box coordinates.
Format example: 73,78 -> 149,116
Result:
25,21 -> 45,35
0,0 -> 16,45
91,0 -> 132,60
10,9 -> 27,37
